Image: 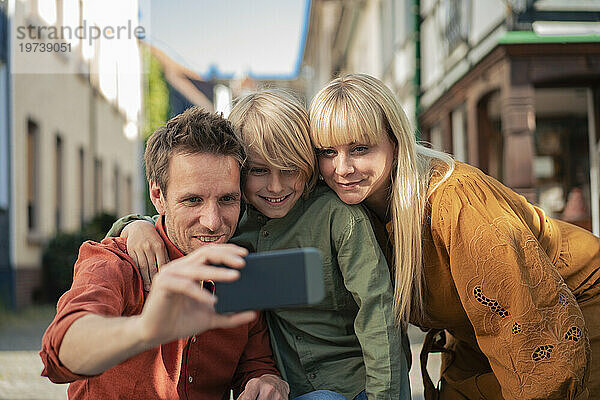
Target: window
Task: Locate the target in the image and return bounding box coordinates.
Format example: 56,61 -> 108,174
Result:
55,135 -> 63,231
78,147 -> 85,227
380,0 -> 394,70
27,119 -> 39,231
445,0 -> 469,52
125,174 -> 132,214
94,157 -> 103,214
113,164 -> 120,215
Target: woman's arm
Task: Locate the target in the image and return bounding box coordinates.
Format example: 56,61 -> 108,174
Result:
434,178 -> 589,400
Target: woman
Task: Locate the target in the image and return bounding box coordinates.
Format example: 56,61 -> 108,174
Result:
308,73 -> 599,400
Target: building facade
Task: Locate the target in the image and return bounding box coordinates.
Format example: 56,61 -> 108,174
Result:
302,0 -> 600,235
418,1 -> 600,234
149,46 -> 215,117
2,0 -> 145,308
0,0 -> 11,307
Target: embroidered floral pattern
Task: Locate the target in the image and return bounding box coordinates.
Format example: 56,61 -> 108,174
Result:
473,286 -> 510,318
532,345 -> 554,361
558,293 -> 569,306
565,326 -> 582,342
458,214 -> 590,397
512,322 -> 522,335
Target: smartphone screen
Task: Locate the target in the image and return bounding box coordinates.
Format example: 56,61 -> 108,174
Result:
214,248 -> 324,313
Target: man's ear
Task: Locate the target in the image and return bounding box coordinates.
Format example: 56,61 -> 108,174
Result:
149,179 -> 167,214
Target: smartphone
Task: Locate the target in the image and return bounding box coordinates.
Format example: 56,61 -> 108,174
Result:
214,247 -> 325,313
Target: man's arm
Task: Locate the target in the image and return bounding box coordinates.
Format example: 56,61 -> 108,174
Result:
238,374 -> 289,400
46,243 -> 256,377
57,314 -> 146,375
105,214 -> 158,238
231,313 -> 289,400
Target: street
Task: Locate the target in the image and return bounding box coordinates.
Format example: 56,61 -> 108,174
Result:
0,306 -> 68,400
0,307 -> 440,400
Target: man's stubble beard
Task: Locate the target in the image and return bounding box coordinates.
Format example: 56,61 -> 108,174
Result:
163,213 -> 192,256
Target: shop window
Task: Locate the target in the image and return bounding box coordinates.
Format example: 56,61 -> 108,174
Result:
478,91 -> 503,181
535,118 -> 591,230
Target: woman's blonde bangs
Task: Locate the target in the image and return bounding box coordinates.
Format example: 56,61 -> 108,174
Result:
310,81 -> 386,149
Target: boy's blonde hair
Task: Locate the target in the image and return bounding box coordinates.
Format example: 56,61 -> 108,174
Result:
228,89 -> 318,196
309,73 -> 454,326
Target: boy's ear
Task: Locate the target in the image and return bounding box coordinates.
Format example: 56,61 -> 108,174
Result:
149,180 -> 167,214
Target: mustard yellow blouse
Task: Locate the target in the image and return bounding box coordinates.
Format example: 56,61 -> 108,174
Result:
387,162 -> 600,399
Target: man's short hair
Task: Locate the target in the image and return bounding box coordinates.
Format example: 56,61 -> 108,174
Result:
144,107 -> 246,194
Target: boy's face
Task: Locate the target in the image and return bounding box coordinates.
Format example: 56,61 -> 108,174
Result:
243,151 -> 306,219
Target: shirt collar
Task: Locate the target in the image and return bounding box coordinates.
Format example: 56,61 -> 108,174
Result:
155,215 -> 184,261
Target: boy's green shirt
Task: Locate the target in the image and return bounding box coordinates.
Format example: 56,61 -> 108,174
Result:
106,184 -> 410,400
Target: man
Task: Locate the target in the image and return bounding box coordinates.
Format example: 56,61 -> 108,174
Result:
40,107 -> 289,399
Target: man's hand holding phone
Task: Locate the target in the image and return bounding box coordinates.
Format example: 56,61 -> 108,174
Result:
119,221 -> 325,315
58,243 -> 257,376
137,244 -> 257,348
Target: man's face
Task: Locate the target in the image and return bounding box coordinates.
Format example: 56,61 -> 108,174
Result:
150,152 -> 241,255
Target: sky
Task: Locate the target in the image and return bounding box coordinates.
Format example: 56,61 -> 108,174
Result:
140,0 -> 310,79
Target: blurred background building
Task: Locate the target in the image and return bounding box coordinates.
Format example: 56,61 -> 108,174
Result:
0,2 -> 597,398
1,0 -> 147,308
1,0 -> 599,310
149,45 -> 214,117
302,0 -> 600,235
1,0 -> 10,307
0,0 -> 229,309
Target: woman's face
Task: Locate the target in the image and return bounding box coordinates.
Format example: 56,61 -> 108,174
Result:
316,134 -> 396,207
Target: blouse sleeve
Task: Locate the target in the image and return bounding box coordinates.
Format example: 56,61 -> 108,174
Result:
432,174 -> 590,400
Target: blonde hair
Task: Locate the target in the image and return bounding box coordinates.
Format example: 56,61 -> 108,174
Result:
228,88 -> 318,195
309,73 -> 454,325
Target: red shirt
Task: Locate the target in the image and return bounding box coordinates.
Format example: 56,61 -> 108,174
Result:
40,216 -> 279,399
